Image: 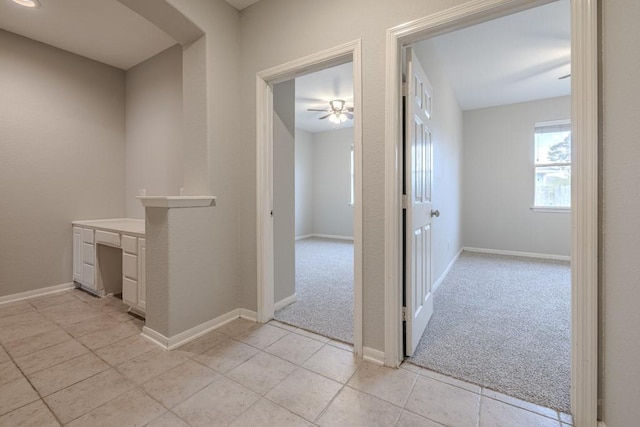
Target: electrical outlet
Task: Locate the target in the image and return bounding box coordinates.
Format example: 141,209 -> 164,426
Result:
180,187 -> 185,196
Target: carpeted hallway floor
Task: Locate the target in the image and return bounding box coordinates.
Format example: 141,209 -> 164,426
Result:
274,238 -> 354,344
408,251 -> 571,412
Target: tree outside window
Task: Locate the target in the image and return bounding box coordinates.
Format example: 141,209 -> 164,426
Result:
534,120 -> 571,209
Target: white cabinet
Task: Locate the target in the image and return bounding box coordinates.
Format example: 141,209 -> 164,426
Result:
73,227 -> 95,291
72,227 -> 82,282
121,236 -> 144,314
138,238 -> 146,311
72,219 -> 145,315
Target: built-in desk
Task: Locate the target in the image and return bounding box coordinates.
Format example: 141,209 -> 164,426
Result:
72,218 -> 146,316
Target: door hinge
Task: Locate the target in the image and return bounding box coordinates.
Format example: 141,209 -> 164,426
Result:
402,194 -> 409,210
402,306 -> 407,321
402,82 -> 408,97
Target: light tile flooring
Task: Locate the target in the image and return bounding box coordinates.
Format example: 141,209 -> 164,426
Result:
0,289 -> 574,426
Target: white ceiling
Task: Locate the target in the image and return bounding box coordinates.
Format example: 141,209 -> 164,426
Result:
0,0 -> 177,70
421,0 -> 571,111
225,0 -> 260,11
295,62 -> 354,134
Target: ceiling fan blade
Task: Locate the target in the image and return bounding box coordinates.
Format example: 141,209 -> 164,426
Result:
319,113 -> 332,120
346,113 -> 354,119
307,108 -> 330,112
347,107 -> 354,112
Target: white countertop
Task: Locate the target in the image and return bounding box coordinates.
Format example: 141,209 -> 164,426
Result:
72,218 -> 145,236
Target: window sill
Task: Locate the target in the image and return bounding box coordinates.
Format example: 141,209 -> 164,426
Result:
531,207 -> 571,213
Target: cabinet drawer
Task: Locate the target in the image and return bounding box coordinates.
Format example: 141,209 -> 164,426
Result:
82,243 -> 94,265
123,253 -> 138,280
95,230 -> 120,247
122,277 -> 138,306
82,228 -> 94,243
82,264 -> 95,287
121,235 -> 138,255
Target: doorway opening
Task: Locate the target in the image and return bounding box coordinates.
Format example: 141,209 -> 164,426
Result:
256,41 -> 363,357
385,0 -> 598,425
272,63 -> 356,345
400,0 -> 572,412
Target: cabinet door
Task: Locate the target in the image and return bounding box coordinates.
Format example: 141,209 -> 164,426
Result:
73,227 -> 82,282
138,238 -> 146,311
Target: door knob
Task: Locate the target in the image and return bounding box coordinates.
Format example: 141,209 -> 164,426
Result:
430,209 -> 440,218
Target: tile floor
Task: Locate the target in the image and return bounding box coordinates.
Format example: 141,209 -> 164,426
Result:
0,289 -> 574,426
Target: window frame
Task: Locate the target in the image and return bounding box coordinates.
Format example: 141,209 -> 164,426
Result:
532,119 -> 572,213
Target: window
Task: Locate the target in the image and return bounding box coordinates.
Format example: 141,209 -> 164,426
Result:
534,119 -> 571,209
350,144 -> 355,206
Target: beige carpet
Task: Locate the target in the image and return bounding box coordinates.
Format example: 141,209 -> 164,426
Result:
408,251 -> 571,412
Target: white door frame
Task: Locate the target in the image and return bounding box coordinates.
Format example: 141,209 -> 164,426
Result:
256,40 -> 364,357
384,1 -> 598,426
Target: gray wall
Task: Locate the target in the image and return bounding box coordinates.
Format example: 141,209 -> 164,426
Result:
413,39 -> 464,287
312,128 -> 354,238
601,1 -> 640,424
125,44 -> 184,219
295,127 -> 354,239
273,80 -> 296,304
0,30 -> 126,297
163,0 -> 245,328
462,96 -> 571,257
295,128 -> 314,237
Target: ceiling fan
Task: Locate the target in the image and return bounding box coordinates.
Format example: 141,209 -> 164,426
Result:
307,99 -> 353,124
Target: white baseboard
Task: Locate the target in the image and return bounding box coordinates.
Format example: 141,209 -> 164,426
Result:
141,308 -> 253,350
463,247 -> 570,262
239,308 -> 257,322
310,234 -> 354,241
0,282 -> 75,305
295,234 -> 313,241
433,248 -> 463,292
363,347 -> 385,365
274,294 -> 297,311
598,421 -> 606,427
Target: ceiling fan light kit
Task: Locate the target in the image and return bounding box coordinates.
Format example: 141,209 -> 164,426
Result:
307,99 -> 354,124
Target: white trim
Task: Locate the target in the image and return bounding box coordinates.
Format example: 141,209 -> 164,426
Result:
535,118 -> 571,128
384,1 -> 598,425
598,422 -> 607,427
295,234 -> 355,241
463,247 -> 571,262
432,248 -> 463,292
137,196 -> 216,208
141,308 -> 251,350
362,347 -> 385,366
239,308 -> 257,322
0,282 -> 75,305
256,39 -> 364,358
274,294 -> 297,311
309,234 -> 354,241
570,1 -> 599,426
531,207 -> 571,213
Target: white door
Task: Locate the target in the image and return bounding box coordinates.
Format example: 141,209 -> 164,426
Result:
404,48 -> 435,356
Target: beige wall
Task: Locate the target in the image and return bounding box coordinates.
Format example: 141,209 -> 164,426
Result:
601,1 -> 640,424
125,44 -> 184,219
238,0 -> 451,351
273,80 -> 296,304
295,128 -> 314,237
0,30 -> 125,297
462,96 -> 571,257
156,0 -> 245,331
311,128 -> 354,238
